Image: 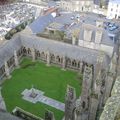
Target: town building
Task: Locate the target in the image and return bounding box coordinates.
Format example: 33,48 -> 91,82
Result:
107,0 -> 120,19
61,0 -> 94,12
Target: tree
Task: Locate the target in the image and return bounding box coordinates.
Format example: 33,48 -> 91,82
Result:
71,28 -> 80,40
55,30 -> 65,40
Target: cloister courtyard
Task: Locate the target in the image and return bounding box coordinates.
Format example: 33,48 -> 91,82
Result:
1,58 -> 82,120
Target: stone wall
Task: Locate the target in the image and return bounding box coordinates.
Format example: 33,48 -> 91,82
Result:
0,46 -> 87,81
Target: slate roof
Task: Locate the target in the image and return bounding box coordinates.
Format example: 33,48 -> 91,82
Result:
0,110 -> 22,120
29,14 -> 54,34
49,12 -> 119,46
20,34 -> 110,69
0,35 -> 22,68
94,0 -> 109,6
28,11 -> 119,47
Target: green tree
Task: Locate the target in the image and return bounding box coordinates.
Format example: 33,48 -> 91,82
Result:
55,30 -> 65,40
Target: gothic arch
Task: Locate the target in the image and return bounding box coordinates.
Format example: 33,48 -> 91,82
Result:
56,55 -> 61,63
22,47 -> 27,54
67,58 -> 71,66
27,48 -> 31,55
72,59 -> 77,67
40,51 -> 46,59
51,54 -> 55,62
78,61 -> 81,68
36,50 -> 40,57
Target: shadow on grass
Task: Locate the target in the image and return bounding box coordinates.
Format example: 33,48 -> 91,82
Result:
21,63 -> 36,69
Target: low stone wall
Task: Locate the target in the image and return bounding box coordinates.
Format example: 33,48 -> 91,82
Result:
12,106 -> 43,120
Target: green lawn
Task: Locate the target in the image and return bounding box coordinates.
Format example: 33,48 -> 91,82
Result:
1,58 -> 82,120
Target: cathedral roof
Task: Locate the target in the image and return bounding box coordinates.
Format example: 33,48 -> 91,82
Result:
0,110 -> 22,120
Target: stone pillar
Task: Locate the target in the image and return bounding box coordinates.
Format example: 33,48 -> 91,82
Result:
44,109 -> 55,120
80,61 -> 83,73
65,85 -> 76,120
104,52 -> 117,103
76,64 -> 93,120
109,52 -> 117,75
14,50 -> 20,68
62,55 -> 66,70
80,64 -> 93,110
72,36 -> 76,45
31,48 -> 35,62
88,53 -> 105,120
4,61 -> 11,79
46,50 -> 50,66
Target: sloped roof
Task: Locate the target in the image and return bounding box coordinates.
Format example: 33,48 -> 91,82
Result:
0,35 -> 22,68
0,32 -> 110,69
0,110 -> 22,120
29,14 -> 54,34
20,34 -> 110,69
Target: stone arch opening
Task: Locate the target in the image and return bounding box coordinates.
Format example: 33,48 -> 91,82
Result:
27,48 -> 31,55
67,58 -> 71,66
51,54 -> 55,62
72,60 -> 77,67
36,50 -> 40,57
22,47 -> 27,54
82,101 -> 86,109
41,52 -> 46,59
56,55 -> 61,63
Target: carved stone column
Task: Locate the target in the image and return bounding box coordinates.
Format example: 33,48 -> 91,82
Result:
76,64 -> 93,120
88,53 -> 105,120
62,55 -> 66,70
4,61 -> 11,79
104,52 -> 117,103
31,48 -> 35,62
80,61 -> 83,73
14,50 -> 20,68
109,52 -> 117,75
65,85 -> 76,120
72,36 -> 76,45
46,50 -> 50,66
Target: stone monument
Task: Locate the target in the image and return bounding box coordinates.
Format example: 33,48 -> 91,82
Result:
29,85 -> 38,98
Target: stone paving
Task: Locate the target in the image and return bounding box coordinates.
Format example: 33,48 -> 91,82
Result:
21,88 -> 65,112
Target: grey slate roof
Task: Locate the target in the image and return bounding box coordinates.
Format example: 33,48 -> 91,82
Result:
20,34 -> 110,69
0,35 -> 22,68
29,14 -> 54,34
0,31 -> 110,69
94,0 -> 109,6
28,11 -> 119,47
0,110 -> 22,120
50,12 -> 118,46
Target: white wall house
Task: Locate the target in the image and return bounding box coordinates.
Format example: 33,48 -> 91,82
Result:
107,0 -> 120,19
61,0 -> 94,12
22,0 -> 42,4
